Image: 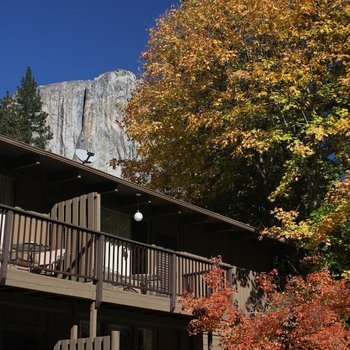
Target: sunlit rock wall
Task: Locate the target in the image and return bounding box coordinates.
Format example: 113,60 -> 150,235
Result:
39,70 -> 137,176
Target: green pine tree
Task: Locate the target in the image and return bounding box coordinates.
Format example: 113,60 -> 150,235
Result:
16,66 -> 52,148
0,66 -> 52,149
0,91 -> 22,140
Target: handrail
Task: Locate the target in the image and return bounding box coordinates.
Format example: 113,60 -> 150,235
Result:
0,203 -> 232,266
0,204 -> 177,254
176,250 -> 232,268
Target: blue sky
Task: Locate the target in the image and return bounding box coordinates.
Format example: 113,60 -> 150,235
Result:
0,0 -> 179,97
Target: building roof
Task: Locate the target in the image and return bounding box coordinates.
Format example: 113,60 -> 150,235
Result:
0,135 -> 258,234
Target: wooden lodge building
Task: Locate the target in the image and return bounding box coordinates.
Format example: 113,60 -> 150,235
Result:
0,135 -> 290,349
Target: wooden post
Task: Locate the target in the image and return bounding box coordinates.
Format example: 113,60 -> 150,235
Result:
111,331 -> 120,350
208,332 -> 213,350
170,252 -> 177,312
226,266 -> 234,304
226,266 -> 233,286
0,210 -> 13,284
89,301 -> 97,339
95,234 -> 104,308
70,324 -> 78,340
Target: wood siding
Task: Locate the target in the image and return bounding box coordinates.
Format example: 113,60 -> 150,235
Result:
50,193 -> 100,280
0,292 -> 200,350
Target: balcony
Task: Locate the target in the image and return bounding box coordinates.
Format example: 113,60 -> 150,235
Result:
0,204 -> 232,313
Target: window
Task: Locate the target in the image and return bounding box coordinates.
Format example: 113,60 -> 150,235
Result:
101,207 -> 131,239
137,328 -> 154,350
0,175 -> 14,206
2,329 -> 39,350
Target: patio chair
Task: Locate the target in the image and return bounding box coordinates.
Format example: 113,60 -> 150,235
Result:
31,248 -> 66,276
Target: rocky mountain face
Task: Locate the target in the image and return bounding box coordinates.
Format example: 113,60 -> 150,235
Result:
39,70 -> 137,177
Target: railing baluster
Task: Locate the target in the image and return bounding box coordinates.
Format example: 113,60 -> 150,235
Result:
121,239 -> 125,285
33,217 -> 38,263
20,217 -> 24,257
170,252 -> 177,311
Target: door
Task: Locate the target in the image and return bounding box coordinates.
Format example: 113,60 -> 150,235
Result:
131,221 -> 148,275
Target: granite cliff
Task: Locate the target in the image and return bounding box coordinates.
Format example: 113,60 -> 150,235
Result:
39,70 -> 137,176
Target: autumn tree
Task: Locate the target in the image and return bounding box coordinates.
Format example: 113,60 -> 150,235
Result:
182,259 -> 350,350
266,170 -> 350,277
0,67 -> 52,148
122,0 -> 350,274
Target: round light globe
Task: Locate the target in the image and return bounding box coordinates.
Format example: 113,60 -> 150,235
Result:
134,211 -> 143,222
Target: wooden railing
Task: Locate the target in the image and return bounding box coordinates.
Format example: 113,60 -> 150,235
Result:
54,334 -> 119,350
0,205 -> 97,281
0,204 -> 233,303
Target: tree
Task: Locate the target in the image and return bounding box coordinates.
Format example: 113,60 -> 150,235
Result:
122,0 -> 350,273
16,66 -> 52,148
0,67 -> 52,148
266,170 -> 350,277
182,259 -> 350,350
0,92 -> 22,140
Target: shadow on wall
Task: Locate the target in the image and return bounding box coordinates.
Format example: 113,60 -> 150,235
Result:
232,267 -> 262,308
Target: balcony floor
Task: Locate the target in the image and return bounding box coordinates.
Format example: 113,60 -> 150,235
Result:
5,265 -> 184,314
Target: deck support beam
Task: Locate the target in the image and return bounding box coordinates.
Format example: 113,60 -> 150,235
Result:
95,235 -> 104,308
70,325 -> 78,340
0,210 -> 13,284
111,331 -> 120,350
89,301 -> 97,338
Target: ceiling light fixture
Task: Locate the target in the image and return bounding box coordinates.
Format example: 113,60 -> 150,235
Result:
134,193 -> 143,222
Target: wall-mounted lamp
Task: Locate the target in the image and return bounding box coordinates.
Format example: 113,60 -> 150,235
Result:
134,193 -> 143,222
